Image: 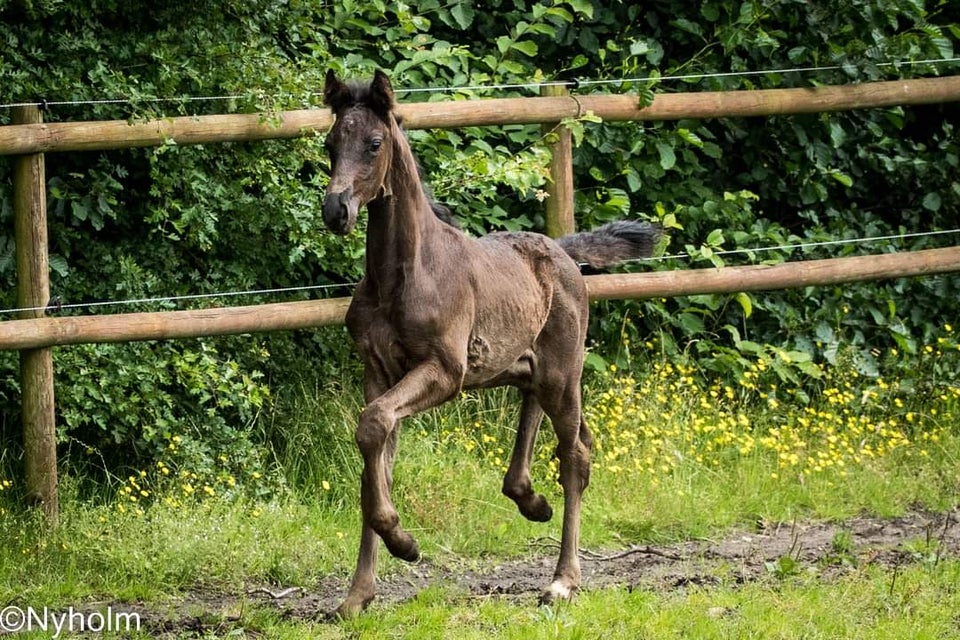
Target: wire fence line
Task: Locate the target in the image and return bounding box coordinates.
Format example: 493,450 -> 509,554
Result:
623,228 -> 960,266
1,228 -> 956,317
2,57 -> 959,111
2,59 -> 958,316
0,283 -> 355,317
400,57 -> 960,95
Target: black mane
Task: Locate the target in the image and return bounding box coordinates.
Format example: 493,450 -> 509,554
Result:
416,164 -> 459,229
340,79 -> 380,108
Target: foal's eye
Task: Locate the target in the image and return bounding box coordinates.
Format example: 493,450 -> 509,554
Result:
368,138 -> 383,153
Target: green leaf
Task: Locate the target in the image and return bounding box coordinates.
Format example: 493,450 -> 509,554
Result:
701,141 -> 722,159
629,39 -> 650,57
604,188 -> 631,215
564,0 -> 594,19
783,350 -> 813,364
450,3 -> 475,29
814,322 -> 835,344
922,192 -> 942,212
678,312 -> 705,334
737,340 -> 763,355
544,7 -> 573,22
49,254 -> 69,277
497,59 -> 526,74
787,46 -> 808,63
510,40 -> 538,57
706,229 -> 725,246
671,18 -> 704,37
930,34 -> 954,59
71,200 -> 89,222
657,142 -> 676,170
661,212 -> 683,230
735,292 -> 753,318
583,351 -> 608,373
796,361 -> 822,378
829,171 -> 853,187
677,128 -> 703,148
828,121 -> 846,148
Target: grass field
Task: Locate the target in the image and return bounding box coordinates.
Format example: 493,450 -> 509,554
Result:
1,345 -> 959,638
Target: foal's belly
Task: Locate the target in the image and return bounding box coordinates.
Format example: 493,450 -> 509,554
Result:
460,305 -> 544,388
462,343 -> 536,389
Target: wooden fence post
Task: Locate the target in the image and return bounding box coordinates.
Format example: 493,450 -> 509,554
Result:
13,104 -> 58,525
541,84 -> 576,238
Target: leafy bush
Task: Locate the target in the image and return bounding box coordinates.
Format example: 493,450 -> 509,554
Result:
54,339 -> 272,490
0,0 -> 957,484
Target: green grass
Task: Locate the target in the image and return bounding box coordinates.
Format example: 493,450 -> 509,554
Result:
2,352 -> 960,637
334,562 -> 960,640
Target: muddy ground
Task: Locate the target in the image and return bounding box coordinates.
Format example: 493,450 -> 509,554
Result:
114,509 -> 960,635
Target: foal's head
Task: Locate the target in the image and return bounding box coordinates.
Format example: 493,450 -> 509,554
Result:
321,69 -> 398,235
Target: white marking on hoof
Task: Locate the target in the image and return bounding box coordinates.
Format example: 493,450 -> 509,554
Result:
546,580 -> 573,601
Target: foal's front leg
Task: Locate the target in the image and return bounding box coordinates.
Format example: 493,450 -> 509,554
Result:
336,359 -> 459,617
335,427 -> 401,619
333,372 -> 393,619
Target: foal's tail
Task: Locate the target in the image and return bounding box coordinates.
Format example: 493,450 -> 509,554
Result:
556,220 -> 661,270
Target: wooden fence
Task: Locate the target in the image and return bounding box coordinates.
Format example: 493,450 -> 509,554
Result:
3,75 -> 960,522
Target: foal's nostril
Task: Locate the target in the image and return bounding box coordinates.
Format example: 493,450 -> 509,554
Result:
322,188 -> 355,234
322,195 -> 345,231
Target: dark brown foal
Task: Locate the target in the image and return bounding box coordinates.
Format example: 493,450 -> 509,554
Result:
321,69 -> 659,618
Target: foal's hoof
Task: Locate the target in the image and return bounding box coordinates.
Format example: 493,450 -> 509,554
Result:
328,598 -> 369,621
384,531 -> 421,563
327,587 -> 375,620
519,494 -> 553,523
539,580 -> 577,606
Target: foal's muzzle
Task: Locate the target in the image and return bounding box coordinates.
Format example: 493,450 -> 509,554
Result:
322,188 -> 359,235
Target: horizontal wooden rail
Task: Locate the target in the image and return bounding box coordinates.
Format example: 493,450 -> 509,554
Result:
2,76 -> 959,155
1,246 -> 958,350
585,245 -> 960,300
0,297 -> 352,350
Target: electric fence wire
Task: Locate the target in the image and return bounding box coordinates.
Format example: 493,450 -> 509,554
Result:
1,228 -> 957,317
0,282 -> 354,316
2,57 -> 960,110
2,58 -> 959,314
621,228 -> 960,266
399,57 -> 960,95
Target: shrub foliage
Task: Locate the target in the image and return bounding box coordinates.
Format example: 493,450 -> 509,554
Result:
0,0 -> 957,481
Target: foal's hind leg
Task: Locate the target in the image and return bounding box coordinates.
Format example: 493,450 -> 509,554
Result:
502,391 -> 553,522
538,384 -> 592,604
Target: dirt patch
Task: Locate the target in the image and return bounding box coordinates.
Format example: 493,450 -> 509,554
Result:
129,509 -> 959,634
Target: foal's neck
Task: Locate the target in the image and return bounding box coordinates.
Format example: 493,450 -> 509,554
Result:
364,122 -> 441,295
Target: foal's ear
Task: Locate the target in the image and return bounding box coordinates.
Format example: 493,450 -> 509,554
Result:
324,69 -> 352,112
369,69 -> 395,120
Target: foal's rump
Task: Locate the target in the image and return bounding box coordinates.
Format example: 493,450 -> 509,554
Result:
450,221 -> 659,388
